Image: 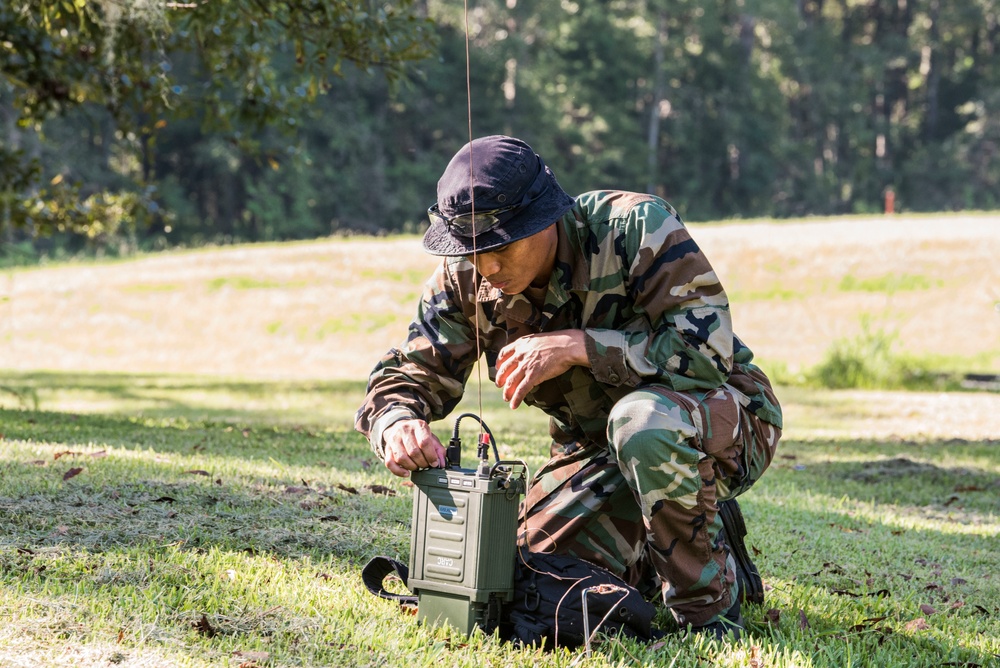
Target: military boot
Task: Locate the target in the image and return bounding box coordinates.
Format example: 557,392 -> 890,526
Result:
691,593 -> 745,640
719,498 -> 765,606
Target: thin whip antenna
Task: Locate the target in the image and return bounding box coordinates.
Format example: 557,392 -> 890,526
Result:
463,0 -> 486,434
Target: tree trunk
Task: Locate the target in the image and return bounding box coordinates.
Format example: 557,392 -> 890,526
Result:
645,10 -> 667,196
924,0 -> 941,141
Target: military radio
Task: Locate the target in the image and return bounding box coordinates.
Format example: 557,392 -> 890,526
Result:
407,413 -> 528,635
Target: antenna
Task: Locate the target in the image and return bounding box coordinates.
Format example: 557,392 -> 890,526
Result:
462,0 -> 487,439
402,7 -> 529,638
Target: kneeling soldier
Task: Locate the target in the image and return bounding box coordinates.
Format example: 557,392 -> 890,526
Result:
356,135 -> 783,638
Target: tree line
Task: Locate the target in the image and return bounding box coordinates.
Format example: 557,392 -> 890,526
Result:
2,0 -> 998,258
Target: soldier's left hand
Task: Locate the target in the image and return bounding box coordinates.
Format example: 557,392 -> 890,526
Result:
496,330 -> 589,409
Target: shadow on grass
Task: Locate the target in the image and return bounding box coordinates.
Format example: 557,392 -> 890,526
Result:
0,408 -> 409,564
0,369 -> 551,449
0,370 -> 371,427
767,439 -> 1000,519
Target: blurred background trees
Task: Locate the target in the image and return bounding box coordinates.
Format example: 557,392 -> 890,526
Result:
2,0 -> 998,258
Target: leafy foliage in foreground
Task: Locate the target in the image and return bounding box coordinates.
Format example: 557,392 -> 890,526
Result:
0,389 -> 998,667
1,0 -> 433,243
6,0 -> 1000,256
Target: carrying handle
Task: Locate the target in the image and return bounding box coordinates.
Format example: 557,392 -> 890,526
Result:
361,556 -> 418,605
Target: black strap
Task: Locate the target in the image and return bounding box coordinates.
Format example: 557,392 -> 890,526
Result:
361,556 -> 418,605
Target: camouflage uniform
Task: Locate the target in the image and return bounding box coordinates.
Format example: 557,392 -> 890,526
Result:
356,190 -> 782,626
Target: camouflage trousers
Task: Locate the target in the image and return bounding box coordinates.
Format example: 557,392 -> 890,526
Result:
518,383 -> 781,626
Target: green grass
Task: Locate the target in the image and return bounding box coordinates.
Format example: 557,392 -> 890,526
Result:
728,273 -> 944,304
206,277 -> 310,291
838,273 -> 942,293
766,310 -> 1000,392
0,372 -> 997,667
0,371 -> 366,427
727,286 -> 802,302
120,282 -> 183,294
314,314 -> 399,339
358,268 -> 432,284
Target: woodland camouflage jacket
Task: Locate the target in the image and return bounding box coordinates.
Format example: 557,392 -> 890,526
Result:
355,190 -> 782,458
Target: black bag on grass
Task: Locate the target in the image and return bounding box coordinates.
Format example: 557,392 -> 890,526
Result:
501,549 -> 662,649
361,549 -> 661,650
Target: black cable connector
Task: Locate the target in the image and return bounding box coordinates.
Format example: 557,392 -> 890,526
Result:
451,412 -> 500,464
446,436 -> 462,468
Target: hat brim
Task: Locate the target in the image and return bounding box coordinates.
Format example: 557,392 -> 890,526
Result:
422,172 -> 575,257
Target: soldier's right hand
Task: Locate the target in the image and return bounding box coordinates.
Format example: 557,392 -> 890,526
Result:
381,419 -> 446,477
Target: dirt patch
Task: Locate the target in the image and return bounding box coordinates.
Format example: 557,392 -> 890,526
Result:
846,457 -> 942,482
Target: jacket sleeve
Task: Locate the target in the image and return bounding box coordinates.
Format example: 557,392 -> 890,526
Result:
583,199 -> 733,391
354,260 -> 480,458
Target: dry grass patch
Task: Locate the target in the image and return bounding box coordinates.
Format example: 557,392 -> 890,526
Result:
696,216 -> 1000,373
2,216 -> 998,383
0,237 -> 439,380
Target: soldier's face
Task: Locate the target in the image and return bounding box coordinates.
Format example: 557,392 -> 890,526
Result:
468,224 -> 558,295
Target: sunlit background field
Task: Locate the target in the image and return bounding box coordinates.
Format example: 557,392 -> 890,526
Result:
3,215 -> 999,382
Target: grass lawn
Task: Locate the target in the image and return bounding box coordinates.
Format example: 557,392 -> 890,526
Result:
0,373 -> 997,667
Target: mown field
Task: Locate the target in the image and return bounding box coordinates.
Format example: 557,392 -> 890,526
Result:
0,215 -> 998,667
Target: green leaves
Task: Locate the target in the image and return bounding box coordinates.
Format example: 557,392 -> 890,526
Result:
0,0 -> 435,239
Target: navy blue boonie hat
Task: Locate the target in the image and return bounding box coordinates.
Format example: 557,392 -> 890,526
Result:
422,135 -> 575,257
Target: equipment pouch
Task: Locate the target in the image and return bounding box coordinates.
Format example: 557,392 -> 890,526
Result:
362,550 -> 663,650
501,548 -> 663,649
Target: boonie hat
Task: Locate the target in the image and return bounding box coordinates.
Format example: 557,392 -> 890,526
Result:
422,135 -> 575,256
